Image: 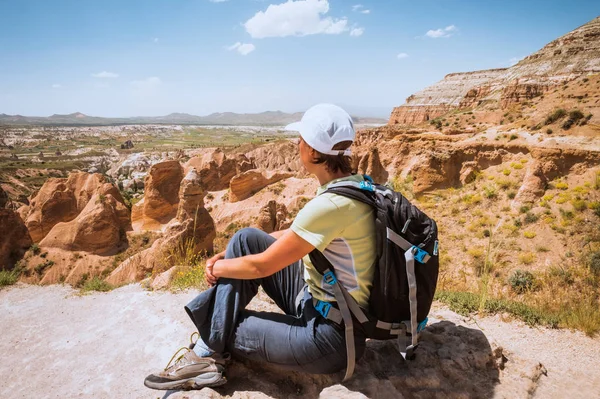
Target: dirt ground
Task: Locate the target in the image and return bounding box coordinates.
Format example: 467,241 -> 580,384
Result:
1,283 -> 599,399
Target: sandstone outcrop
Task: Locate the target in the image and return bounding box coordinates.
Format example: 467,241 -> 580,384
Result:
185,148 -> 255,191
245,140 -> 303,173
514,161 -> 548,204
389,70 -> 506,125
21,172 -> 128,243
38,192 -> 130,255
0,186 -> 8,208
0,188 -> 32,270
355,147 -> 389,184
131,160 -> 183,231
229,169 -> 294,202
389,16 -> 600,126
107,168 -> 215,285
254,200 -> 290,233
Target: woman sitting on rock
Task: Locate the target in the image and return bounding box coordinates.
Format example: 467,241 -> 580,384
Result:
144,104 -> 376,390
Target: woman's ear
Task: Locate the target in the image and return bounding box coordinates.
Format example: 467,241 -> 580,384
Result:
308,147 -> 319,163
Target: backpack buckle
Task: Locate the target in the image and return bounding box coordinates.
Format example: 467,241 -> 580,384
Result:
411,246 -> 430,263
314,300 -> 332,318
323,270 -> 337,285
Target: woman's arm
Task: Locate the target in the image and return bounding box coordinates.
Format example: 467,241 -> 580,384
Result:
269,229 -> 288,239
212,229 -> 314,280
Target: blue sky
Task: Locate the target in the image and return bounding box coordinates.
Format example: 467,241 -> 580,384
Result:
1,0 -> 599,117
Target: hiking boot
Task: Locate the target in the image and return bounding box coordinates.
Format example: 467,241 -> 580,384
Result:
144,347 -> 230,391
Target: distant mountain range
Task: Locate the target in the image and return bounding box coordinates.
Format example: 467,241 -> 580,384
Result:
0,111 -> 388,126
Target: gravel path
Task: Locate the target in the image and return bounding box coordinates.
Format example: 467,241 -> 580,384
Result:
1,284 -> 599,399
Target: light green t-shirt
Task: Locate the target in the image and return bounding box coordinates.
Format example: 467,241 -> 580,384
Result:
291,174 -> 376,308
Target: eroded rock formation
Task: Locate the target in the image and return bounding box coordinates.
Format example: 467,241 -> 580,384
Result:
254,200 -> 290,233
131,160 -> 183,231
229,169 -> 294,202
19,172 -> 127,243
38,192 -> 131,255
355,147 -> 389,184
107,168 -> 215,285
185,148 -> 255,191
0,187 -> 32,269
389,16 -> 600,125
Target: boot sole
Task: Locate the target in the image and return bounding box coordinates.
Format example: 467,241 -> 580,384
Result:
144,372 -> 226,390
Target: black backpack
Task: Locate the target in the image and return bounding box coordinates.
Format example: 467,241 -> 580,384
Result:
308,175 -> 439,381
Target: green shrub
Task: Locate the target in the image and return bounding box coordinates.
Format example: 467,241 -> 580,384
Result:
523,231 -> 537,239
524,212 -> 539,224
544,108 -> 567,125
589,251 -> 600,276
30,243 -> 40,255
571,199 -> 587,211
0,270 -> 20,287
555,181 -> 569,190
507,191 -> 516,199
518,252 -> 535,264
519,205 -> 531,213
546,128 -> 553,134
483,185 -> 498,199
509,269 -> 535,293
81,277 -> 114,292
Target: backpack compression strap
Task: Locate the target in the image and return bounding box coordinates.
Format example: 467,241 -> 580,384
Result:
309,249 -> 369,381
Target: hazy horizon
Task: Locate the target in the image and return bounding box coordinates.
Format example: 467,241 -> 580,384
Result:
1,0 -> 599,118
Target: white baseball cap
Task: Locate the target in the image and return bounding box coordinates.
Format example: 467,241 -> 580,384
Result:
285,103 -> 355,156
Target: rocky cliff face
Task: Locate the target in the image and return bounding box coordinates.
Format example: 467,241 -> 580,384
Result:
390,16 -> 600,125
0,187 -> 32,269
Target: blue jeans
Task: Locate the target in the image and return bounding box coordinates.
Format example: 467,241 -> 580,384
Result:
184,228 -> 365,374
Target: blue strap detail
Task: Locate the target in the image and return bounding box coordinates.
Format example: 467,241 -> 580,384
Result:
417,317 -> 428,333
363,174 -> 374,183
314,300 -> 332,318
359,180 -> 375,192
412,246 -> 430,263
323,270 -> 337,285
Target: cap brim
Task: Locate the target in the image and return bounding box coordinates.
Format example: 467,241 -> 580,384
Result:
284,121 -> 303,132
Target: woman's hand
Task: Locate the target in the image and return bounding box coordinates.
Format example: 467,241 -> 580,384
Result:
205,251 -> 225,286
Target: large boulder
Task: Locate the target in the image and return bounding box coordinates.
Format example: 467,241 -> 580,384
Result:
131,160 -> 184,231
229,169 -> 294,202
22,172 -> 127,242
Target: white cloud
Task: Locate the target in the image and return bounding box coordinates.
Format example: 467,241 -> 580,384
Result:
91,71 -> 119,78
51,84 -> 61,89
425,25 -> 457,39
351,4 -> 363,11
350,27 -> 364,37
361,9 -> 370,14
227,42 -> 256,55
244,0 -> 349,39
397,53 -> 409,59
130,77 -> 161,89
153,37 -> 159,43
